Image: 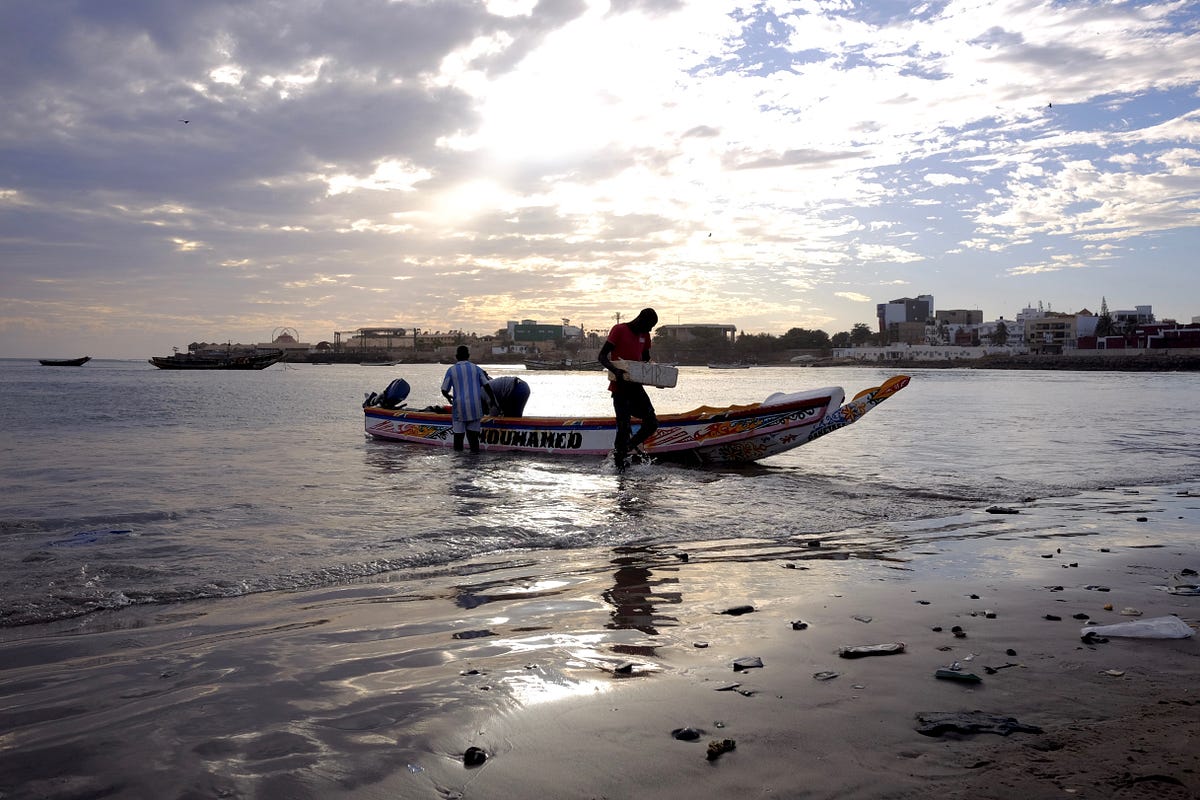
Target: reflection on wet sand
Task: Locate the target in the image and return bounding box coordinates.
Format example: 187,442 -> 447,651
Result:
602,546 -> 681,635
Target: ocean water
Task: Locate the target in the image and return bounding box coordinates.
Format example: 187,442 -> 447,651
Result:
1,359 -> 1197,629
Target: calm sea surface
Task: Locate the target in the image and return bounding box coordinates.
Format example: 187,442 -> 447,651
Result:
1,359 -> 1197,628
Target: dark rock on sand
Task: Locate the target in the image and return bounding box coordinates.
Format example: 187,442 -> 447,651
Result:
464,746 -> 487,767
915,711 -> 1043,737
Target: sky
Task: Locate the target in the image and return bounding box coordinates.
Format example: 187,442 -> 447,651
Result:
2,0 -> 1199,358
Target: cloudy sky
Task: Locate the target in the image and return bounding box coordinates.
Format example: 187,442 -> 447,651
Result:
2,0 -> 1198,357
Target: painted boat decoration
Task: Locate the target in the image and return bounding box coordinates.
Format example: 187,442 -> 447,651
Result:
149,349 -> 285,370
39,356 -> 91,366
364,374 -> 910,465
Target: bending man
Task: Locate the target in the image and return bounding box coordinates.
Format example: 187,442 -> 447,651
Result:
598,308 -> 660,467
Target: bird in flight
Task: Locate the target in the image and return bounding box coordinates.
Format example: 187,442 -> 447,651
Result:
179,119 -> 190,123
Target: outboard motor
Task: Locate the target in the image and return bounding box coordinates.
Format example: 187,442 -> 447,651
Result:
365,378 -> 411,409
378,378 -> 411,410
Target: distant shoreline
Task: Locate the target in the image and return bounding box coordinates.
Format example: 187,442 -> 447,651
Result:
806,353 -> 1200,371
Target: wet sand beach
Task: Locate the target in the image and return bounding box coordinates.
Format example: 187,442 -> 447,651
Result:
1,485 -> 1197,800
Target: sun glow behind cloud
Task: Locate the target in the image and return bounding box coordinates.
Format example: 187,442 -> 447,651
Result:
0,0 -> 1198,356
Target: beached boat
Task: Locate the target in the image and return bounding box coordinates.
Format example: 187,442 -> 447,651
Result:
707,362 -> 751,369
364,374 -> 910,465
149,348 -> 285,370
38,356 -> 91,367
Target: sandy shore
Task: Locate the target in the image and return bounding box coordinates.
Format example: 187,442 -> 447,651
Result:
1,485 -> 1197,800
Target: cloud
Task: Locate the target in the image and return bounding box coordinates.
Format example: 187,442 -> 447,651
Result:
1,0 -> 1198,356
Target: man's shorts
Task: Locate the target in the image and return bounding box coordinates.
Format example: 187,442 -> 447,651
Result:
451,419 -> 483,434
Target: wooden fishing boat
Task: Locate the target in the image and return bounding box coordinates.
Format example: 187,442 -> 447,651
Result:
38,356 -> 91,366
149,348 -> 285,370
364,374 -> 909,465
523,358 -> 605,371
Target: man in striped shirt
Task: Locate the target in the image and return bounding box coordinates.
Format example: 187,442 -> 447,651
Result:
441,346 -> 496,453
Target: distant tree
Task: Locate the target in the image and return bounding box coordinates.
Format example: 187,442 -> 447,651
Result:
778,327 -> 832,350
993,319 -> 1009,346
831,331 -> 851,348
1096,297 -> 1114,337
733,332 -> 775,362
934,321 -> 950,346
850,323 -> 874,346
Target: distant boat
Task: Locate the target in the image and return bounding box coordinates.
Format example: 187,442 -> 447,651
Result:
38,356 -> 91,367
524,358 -> 605,371
707,362 -> 751,369
361,360 -> 403,367
149,348 -> 285,370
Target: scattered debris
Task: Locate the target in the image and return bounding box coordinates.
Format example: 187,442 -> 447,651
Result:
1167,584 -> 1200,596
452,630 -> 496,640
1081,616 -> 1194,639
1084,585 -> 1111,592
1006,648 -> 1017,656
852,614 -> 873,624
672,727 -> 703,741
1072,613 -> 1090,620
935,668 -> 982,683
983,663 -> 1020,675
731,656 -> 764,671
706,738 -> 737,761
790,620 -> 809,630
693,641 -> 710,648
720,605 -> 756,616
986,506 -> 1020,514
1101,669 -> 1126,678
915,711 -> 1043,737
614,662 -> 636,675
1044,614 -> 1062,621
813,671 -> 840,681
1120,607 -> 1143,616
837,642 -> 905,658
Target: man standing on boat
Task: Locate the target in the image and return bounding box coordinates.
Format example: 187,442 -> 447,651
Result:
598,308 -> 660,468
441,346 -> 495,453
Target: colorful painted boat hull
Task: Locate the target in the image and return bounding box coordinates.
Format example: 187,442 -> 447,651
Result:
364,375 -> 910,465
